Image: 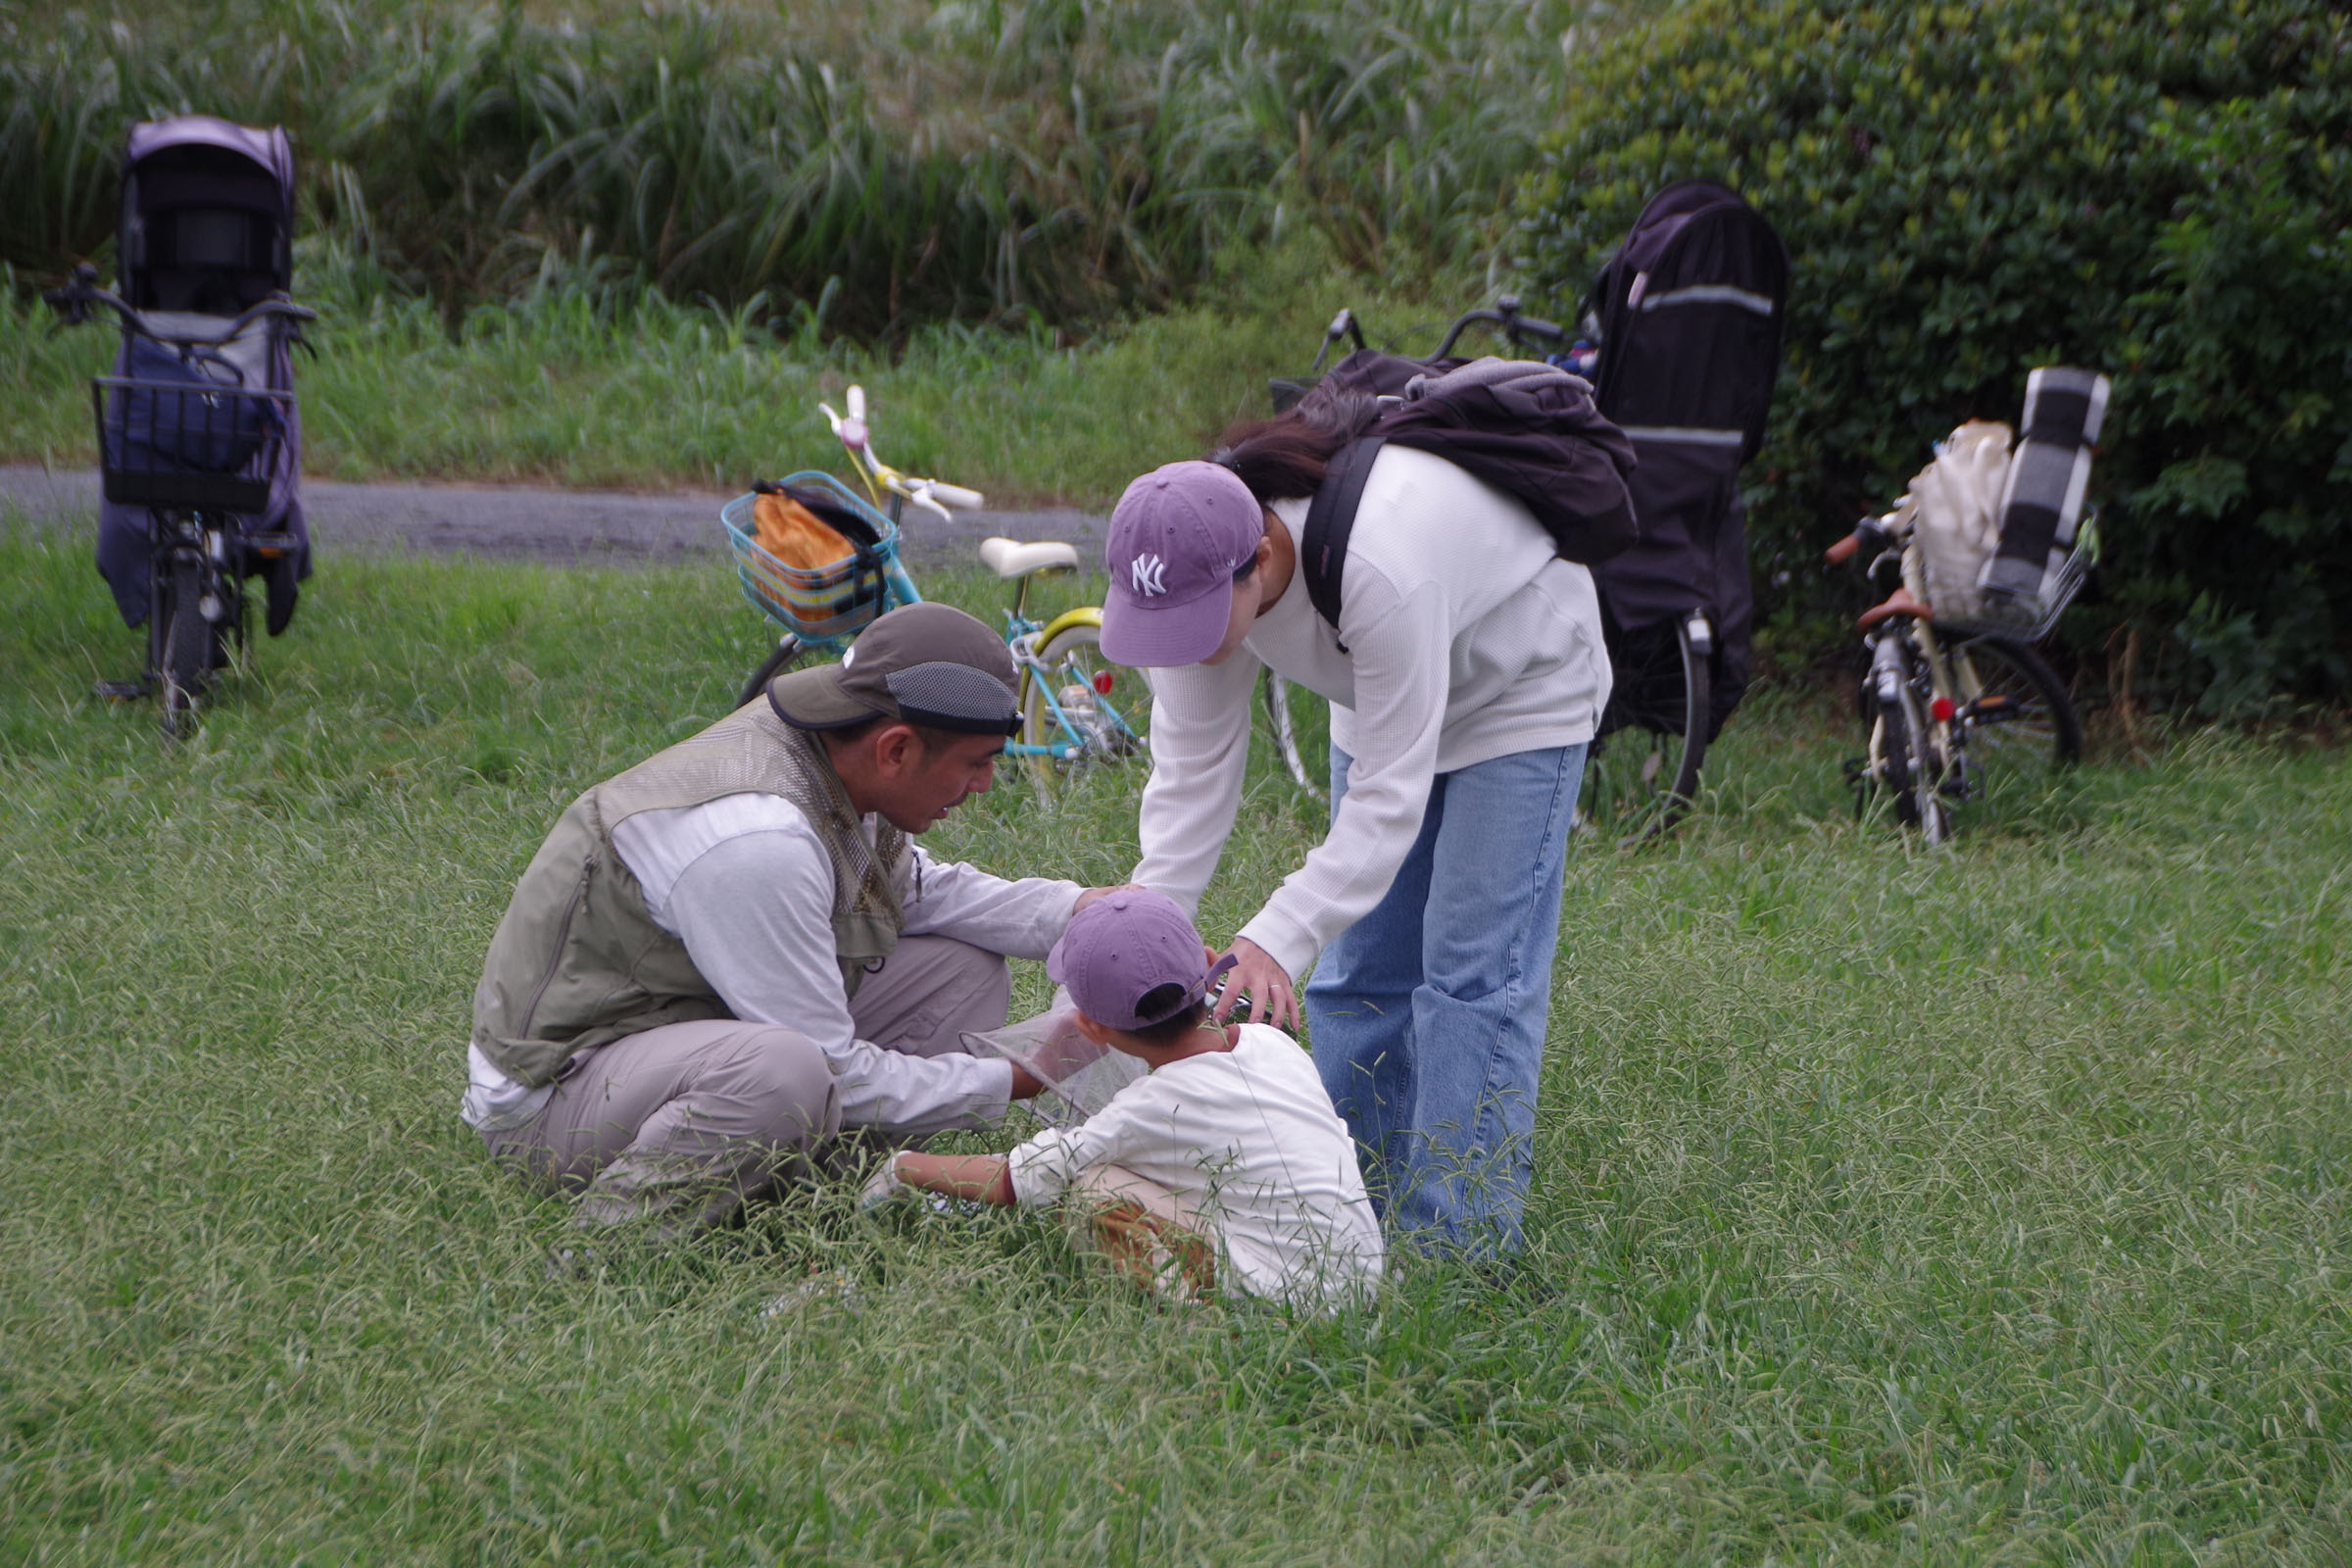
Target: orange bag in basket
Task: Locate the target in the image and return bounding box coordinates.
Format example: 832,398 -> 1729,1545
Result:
752,489 -> 856,569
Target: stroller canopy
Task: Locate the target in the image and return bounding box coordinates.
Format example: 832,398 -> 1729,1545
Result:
1588,177 -> 1789,639
121,117 -> 295,315
1592,178 -> 1788,466
1588,179 -> 1789,741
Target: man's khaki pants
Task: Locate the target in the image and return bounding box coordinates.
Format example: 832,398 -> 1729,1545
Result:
483,936 -> 1012,1238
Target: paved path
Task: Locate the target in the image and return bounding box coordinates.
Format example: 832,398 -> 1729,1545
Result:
0,464 -> 1108,570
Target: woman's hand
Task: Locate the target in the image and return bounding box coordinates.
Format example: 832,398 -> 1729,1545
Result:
1211,937 -> 1298,1032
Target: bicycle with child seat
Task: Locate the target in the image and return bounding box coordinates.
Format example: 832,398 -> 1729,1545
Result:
1824,508 -> 2085,841
45,265 -> 316,741
725,387 -> 1152,798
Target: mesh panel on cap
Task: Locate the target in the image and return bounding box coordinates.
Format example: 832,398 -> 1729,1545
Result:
886,661 -> 1018,729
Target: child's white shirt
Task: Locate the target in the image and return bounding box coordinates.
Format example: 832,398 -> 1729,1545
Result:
1006,1024 -> 1384,1307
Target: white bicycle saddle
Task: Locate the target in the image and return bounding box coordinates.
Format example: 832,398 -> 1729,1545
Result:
979,537 -> 1080,579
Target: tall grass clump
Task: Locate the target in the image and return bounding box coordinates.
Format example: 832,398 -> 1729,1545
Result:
4,0 -> 1609,332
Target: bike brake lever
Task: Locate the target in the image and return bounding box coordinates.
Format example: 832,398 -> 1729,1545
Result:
893,476 -> 951,519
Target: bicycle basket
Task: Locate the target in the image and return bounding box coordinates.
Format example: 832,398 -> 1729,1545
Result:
721,471 -> 896,642
92,375 -> 288,513
1918,507 -> 2097,641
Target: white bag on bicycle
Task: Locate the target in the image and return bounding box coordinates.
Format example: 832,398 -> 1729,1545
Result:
1898,419 -> 2011,609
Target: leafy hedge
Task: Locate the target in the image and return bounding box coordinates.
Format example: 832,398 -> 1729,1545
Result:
1518,0 -> 2352,711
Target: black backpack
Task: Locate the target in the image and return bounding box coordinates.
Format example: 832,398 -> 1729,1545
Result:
1290,352 -> 1639,635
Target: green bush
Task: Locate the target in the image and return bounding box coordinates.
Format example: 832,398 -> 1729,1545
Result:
1517,0 -> 2352,712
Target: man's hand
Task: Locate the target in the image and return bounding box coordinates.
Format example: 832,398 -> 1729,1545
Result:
1211,937 -> 1298,1032
1007,1061 -> 1047,1100
1074,883 -> 1147,914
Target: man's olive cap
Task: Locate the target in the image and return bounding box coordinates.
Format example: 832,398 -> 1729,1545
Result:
766,602 -> 1021,735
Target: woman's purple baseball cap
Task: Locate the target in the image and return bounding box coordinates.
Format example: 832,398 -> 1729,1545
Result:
1048,888 -> 1239,1031
1100,460 -> 1265,666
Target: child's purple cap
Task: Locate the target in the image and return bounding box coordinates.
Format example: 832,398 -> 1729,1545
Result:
1100,460 -> 1263,666
1048,888 -> 1238,1031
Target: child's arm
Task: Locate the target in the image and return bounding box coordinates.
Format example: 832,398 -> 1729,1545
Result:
886,1152 -> 1015,1206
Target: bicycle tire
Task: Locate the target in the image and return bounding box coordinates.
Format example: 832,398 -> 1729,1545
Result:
1898,670 -> 1951,842
1943,632 -> 2082,802
1864,631 -> 1911,800
159,554 -> 208,740
737,635 -> 806,708
1864,632 -> 1953,840
1261,673 -> 1323,799
1021,622 -> 1153,799
1587,616 -> 1710,842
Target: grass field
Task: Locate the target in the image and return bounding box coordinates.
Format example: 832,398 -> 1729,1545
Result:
3,523 -> 2348,1564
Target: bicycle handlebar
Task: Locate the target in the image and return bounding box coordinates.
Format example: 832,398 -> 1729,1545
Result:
1428,295 -> 1568,361
1294,294 -> 1573,379
44,265 -> 317,343
922,480 -> 984,511
1827,514 -> 1898,567
820,385 -> 985,517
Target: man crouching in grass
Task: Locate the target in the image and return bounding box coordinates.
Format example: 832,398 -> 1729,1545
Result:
862,889 -> 1385,1310
463,603 -> 1135,1243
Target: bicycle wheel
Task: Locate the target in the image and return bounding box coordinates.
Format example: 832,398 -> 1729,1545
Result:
738,634 -> 806,707
1261,673 -> 1322,799
159,554 -> 209,741
1586,617 -> 1710,842
1866,634 -> 1951,840
1021,620 -> 1153,799
1944,632 -> 2081,803
1897,674 -> 1951,841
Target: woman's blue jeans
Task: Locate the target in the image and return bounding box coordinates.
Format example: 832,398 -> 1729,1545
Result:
1303,742 -> 1586,1255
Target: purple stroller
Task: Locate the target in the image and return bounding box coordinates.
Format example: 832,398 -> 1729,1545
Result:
49,116 -> 316,737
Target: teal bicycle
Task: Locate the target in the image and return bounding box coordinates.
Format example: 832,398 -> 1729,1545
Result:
724,387 -> 1153,797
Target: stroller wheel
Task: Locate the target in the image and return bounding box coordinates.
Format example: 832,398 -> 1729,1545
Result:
159,555 -> 211,740
1585,615 -> 1712,843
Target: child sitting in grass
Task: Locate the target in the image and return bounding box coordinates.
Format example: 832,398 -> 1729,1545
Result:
860,889 -> 1384,1309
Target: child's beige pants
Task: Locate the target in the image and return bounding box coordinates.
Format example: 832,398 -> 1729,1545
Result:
1068,1164 -> 1219,1301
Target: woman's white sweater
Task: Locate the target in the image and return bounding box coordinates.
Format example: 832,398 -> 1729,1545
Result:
1131,444 -> 1613,979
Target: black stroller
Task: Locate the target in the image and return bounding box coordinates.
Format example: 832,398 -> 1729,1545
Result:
1263,180 -> 1787,836
46,116 -> 316,738
1580,180 -> 1788,836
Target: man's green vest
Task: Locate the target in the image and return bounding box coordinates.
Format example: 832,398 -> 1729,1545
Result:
470,699 -> 909,1087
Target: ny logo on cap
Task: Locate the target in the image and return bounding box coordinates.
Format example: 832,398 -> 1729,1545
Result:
1130,553 -> 1168,597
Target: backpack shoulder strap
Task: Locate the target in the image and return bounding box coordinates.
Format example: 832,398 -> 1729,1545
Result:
1301,436 -> 1385,636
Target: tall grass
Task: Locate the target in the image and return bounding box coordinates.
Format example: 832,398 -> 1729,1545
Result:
3,0 -> 1615,331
